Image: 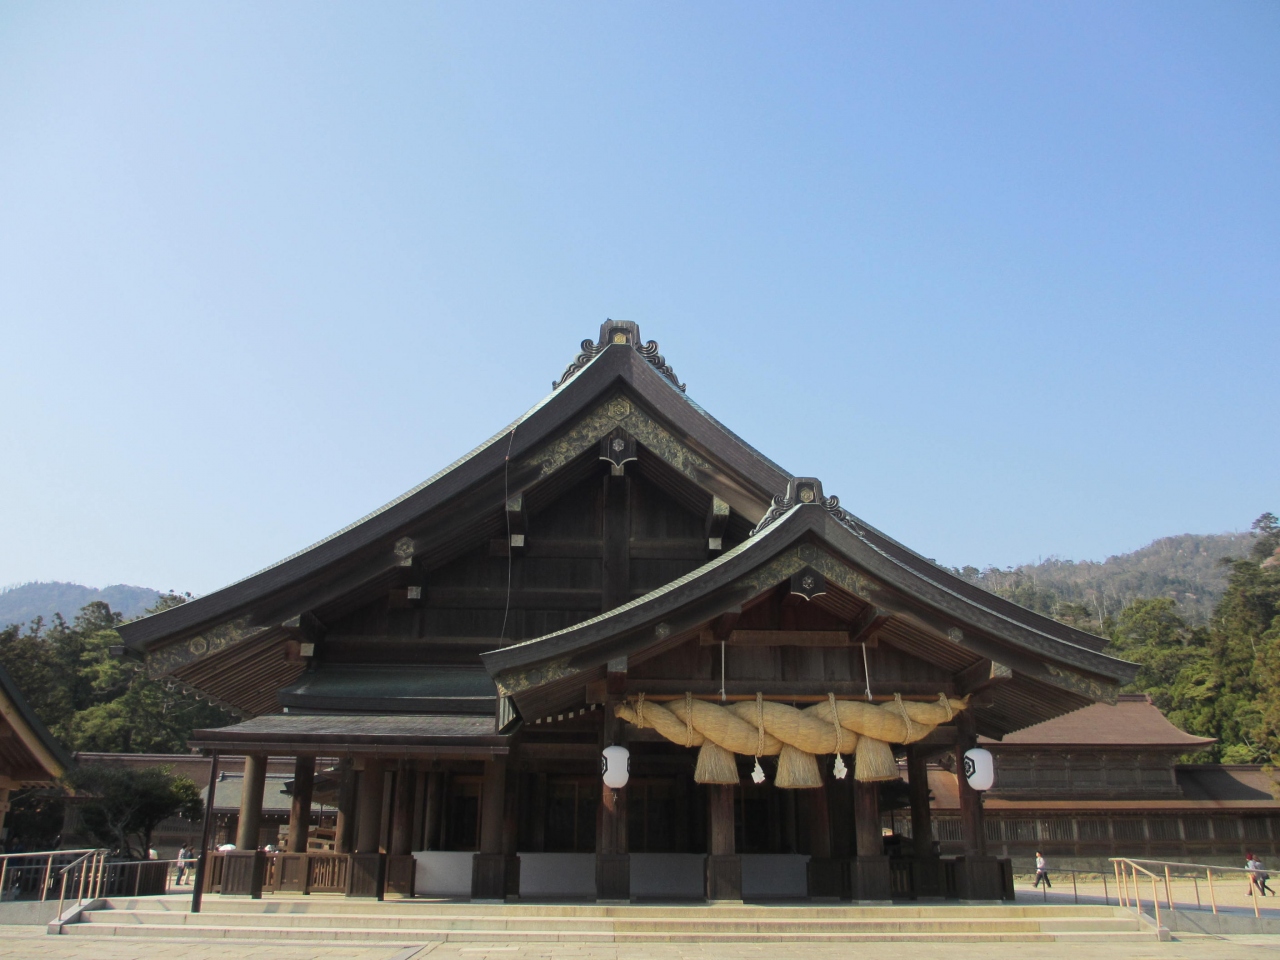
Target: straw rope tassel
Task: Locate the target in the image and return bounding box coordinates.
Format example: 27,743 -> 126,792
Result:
614,693 -> 969,786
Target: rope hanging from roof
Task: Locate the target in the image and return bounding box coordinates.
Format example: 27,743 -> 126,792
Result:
614,692 -> 968,788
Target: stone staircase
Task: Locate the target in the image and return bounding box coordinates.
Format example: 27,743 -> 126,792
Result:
59,895 -> 1162,943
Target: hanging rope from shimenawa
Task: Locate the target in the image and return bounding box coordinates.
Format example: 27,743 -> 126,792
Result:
614,692 -> 966,787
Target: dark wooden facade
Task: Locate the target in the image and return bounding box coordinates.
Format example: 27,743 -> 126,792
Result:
120,322 -> 1137,903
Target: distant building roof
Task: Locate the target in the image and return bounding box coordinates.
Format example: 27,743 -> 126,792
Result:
980,694 -> 1215,748
1177,765 -> 1279,803
202,772 -> 319,816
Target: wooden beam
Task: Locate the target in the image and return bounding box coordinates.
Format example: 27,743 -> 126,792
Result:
849,605 -> 890,649
624,680 -> 956,700
426,587 -> 602,610
698,629 -> 851,647
706,496 -> 730,552
506,493 -> 526,553
954,658 -> 1014,696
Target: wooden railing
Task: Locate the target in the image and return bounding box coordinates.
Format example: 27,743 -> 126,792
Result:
1113,856 -> 1275,920
205,851 -> 351,896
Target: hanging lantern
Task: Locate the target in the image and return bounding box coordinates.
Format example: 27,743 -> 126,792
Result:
602,745 -> 630,789
963,747 -> 995,791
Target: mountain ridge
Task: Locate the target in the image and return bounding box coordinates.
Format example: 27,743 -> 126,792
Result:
0,581 -> 162,628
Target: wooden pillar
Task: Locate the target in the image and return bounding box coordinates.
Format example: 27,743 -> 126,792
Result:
907,746 -> 933,853
411,770 -> 427,851
472,756 -> 511,900
355,759 -> 385,854
530,773 -> 547,852
334,759 -> 356,854
805,772 -> 842,898
852,778 -> 891,901
954,712 -> 1004,900
287,755 -> 315,854
596,691 -> 630,901
705,783 -> 741,901
225,752 -> 267,898
423,772 -> 443,850
348,758 -> 387,898
235,753 -> 267,850
907,745 -> 943,898
385,762 -> 417,898
0,787 -> 9,841
389,762 -> 415,856
956,715 -> 985,859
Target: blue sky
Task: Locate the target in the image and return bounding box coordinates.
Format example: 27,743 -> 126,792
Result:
1,2 -> 1276,596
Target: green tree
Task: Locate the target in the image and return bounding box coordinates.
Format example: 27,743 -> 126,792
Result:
0,593 -> 230,753
64,763 -> 202,859
1105,598 -> 1204,714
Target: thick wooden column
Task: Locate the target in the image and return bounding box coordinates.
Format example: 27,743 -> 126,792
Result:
287,755 -> 315,854
954,712 -> 1004,900
225,753 -> 267,897
348,758 -> 386,899
423,771 -> 443,850
806,771 -> 842,898
907,745 -> 943,898
411,770 -> 427,851
385,761 -> 417,897
235,753 -> 267,850
852,779 -> 891,901
355,759 -> 386,854
596,699 -> 629,901
705,783 -> 741,901
334,759 -> 356,854
472,756 -> 511,900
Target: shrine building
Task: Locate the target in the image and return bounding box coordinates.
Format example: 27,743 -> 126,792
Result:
116,322 -> 1138,903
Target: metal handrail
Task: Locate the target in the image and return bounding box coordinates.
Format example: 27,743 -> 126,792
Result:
55,850 -> 107,922
1112,858 -> 1165,930
1017,865 -> 1109,905
0,849 -> 101,903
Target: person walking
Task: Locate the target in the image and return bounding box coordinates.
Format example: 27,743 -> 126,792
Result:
1252,855 -> 1272,896
1033,851 -> 1052,889
175,844 -> 191,885
1247,853 -> 1261,896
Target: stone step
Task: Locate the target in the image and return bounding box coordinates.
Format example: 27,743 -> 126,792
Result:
96,896 -> 1130,919
61,922 -> 1156,943
78,908 -> 1140,934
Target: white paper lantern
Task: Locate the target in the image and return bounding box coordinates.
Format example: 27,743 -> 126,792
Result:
963,747 -> 995,791
602,745 -> 630,789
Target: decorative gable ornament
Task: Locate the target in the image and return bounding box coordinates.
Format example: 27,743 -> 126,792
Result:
554,320 -> 686,392
751,477 -> 854,537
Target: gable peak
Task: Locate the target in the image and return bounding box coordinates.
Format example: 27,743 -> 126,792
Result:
553,320 -> 685,393
751,476 -> 858,536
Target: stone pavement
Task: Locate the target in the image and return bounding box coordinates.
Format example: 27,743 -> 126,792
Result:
8,926 -> 1280,960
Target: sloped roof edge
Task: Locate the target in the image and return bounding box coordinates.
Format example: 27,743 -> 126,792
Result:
0,662 -> 72,779
119,338 -> 792,650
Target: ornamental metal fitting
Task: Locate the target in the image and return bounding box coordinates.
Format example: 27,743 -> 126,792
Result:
750,477 -> 853,536
553,320 -> 686,392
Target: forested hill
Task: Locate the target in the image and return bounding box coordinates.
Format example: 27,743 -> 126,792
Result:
0,582 -> 162,629
952,531 -> 1252,628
